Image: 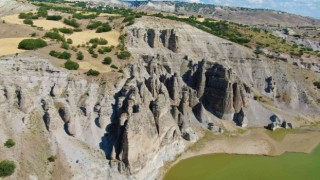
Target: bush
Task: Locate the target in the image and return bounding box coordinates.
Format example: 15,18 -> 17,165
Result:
117,51 -> 131,59
61,42 -> 69,50
59,27 -> 74,34
103,57 -> 112,65
77,51 -> 84,60
89,38 -> 108,45
92,53 -> 98,58
314,81 -> 320,89
48,155 -> 56,162
67,38 -> 73,44
73,13 -> 97,19
63,18 -> 80,28
44,31 -> 65,41
88,47 -> 95,55
96,23 -> 112,33
37,7 -> 48,17
86,21 -> 102,30
86,69 -> 100,76
30,32 -> 37,37
19,12 -> 37,19
46,15 -> 62,21
4,139 -> 15,148
64,60 -> 79,70
23,19 -> 33,25
98,46 -> 114,54
0,160 -> 16,177
18,38 -> 47,50
110,64 -> 118,69
49,50 -> 71,59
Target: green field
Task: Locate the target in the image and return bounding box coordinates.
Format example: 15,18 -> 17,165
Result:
165,145 -> 320,180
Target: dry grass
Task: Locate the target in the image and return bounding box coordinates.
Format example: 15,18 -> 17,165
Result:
77,60 -> 110,73
66,30 -> 120,46
33,20 -> 72,30
98,13 -> 121,17
1,14 -> 24,25
0,37 -> 29,56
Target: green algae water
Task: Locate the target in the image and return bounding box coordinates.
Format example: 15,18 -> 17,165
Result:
165,146 -> 320,180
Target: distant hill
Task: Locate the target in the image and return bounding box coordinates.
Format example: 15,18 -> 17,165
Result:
118,1 -> 320,27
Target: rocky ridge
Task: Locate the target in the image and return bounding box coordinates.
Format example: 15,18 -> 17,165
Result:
0,15 -> 320,180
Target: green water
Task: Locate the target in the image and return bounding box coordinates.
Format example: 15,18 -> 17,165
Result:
165,146 -> 320,180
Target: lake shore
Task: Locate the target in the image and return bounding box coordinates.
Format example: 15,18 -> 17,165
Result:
160,127 -> 320,179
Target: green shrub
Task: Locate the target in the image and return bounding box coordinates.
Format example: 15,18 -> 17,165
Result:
77,51 -> 84,60
254,49 -> 263,55
37,7 -> 48,17
86,21 -> 102,30
23,19 -> 33,25
46,15 -> 62,21
98,46 -> 114,54
63,18 -> 80,28
49,50 -> 71,59
89,38 -> 108,45
110,64 -> 118,69
48,155 -> 56,162
61,42 -> 69,50
123,15 -> 135,23
92,53 -> 98,58
30,32 -> 37,37
102,57 -> 112,65
4,139 -> 15,148
59,27 -> 74,34
0,160 -> 16,177
64,60 -> 79,70
86,69 -> 100,76
44,31 -> 65,41
314,81 -> 320,89
19,12 -> 37,19
88,47 -> 95,55
96,24 -> 112,33
18,38 -> 47,50
117,51 -> 131,59
73,13 -> 97,19
67,38 -> 73,44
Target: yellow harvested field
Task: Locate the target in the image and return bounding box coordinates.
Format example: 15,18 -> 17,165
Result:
66,30 -> 120,46
99,13 -> 121,17
1,14 -> 24,25
0,37 -> 28,56
33,20 -> 72,30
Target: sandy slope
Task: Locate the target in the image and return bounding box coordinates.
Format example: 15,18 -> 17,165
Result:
0,37 -> 29,56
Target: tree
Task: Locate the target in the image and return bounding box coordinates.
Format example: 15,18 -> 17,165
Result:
18,39 -> 47,50
0,160 -> 16,177
46,15 -> 62,21
117,51 -> 131,59
48,155 -> 57,162
76,51 -> 84,60
96,24 -> 112,33
86,69 -> 100,76
4,139 -> 15,148
23,19 -> 33,25
102,57 -> 112,65
64,60 -> 79,70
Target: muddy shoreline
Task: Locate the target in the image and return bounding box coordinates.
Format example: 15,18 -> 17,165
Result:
160,127 -> 320,179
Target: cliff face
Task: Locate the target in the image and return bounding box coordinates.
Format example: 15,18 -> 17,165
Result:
0,16 -> 319,180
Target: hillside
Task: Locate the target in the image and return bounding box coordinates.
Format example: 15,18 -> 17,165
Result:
0,1 -> 319,180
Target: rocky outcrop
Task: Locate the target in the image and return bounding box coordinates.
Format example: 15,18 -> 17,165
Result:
267,114 -> 293,131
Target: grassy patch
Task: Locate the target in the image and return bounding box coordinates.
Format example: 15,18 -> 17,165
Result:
188,131 -> 215,152
264,129 -> 301,141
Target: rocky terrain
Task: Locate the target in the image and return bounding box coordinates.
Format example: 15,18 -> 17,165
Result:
122,1 -> 320,27
0,1 -> 320,180
0,0 -> 34,17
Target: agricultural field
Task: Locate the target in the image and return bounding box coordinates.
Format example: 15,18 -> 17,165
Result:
0,2 -> 129,75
